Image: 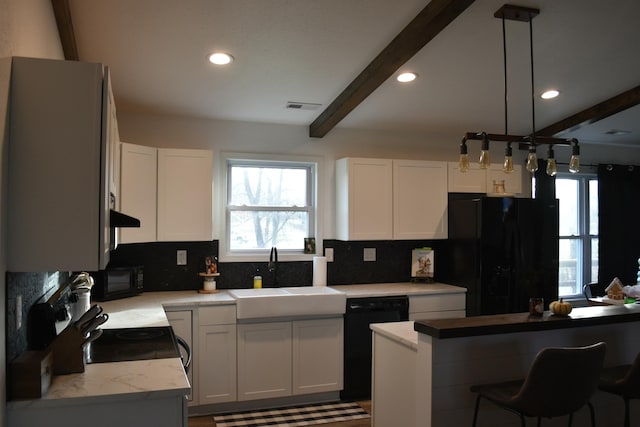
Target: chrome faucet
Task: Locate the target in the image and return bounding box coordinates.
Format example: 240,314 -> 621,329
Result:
268,246 -> 278,285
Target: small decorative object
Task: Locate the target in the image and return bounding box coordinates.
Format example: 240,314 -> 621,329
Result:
529,297 -> 544,316
605,277 -> 625,300
411,247 -> 434,283
493,179 -> 506,194
199,256 -> 220,293
304,237 -> 316,254
550,298 -> 572,316
205,256 -> 218,274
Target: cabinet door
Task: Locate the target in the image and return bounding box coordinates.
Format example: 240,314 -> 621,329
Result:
199,324 -> 237,405
157,148 -> 213,241
447,162 -> 487,193
292,318 -> 343,395
486,164 -> 523,195
237,322 -> 292,401
336,158 -> 393,240
119,143 -> 158,243
166,310 -> 194,402
393,160 -> 448,239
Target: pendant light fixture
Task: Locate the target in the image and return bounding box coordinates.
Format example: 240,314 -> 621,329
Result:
457,4 -> 580,176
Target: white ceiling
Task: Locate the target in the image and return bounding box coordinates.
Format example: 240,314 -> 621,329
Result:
69,0 -> 640,147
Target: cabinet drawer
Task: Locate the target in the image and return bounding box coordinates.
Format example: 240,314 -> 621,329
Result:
199,305 -> 236,326
409,294 -> 465,313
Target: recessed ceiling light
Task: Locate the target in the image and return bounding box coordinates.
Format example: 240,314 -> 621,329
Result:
208,52 -> 234,65
397,72 -> 417,83
541,89 -> 559,99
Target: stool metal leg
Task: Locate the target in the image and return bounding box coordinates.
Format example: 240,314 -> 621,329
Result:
588,402 -> 595,427
624,397 -> 630,427
472,395 -> 481,427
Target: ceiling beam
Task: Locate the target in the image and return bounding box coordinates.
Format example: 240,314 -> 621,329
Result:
51,0 -> 79,60
309,0 -> 476,138
537,85 -> 640,137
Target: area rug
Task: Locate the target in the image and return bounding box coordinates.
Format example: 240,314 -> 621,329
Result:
213,401 -> 370,427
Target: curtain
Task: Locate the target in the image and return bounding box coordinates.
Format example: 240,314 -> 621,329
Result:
598,164 -> 640,286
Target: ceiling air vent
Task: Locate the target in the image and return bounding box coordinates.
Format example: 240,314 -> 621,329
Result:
604,129 -> 631,136
286,102 -> 321,111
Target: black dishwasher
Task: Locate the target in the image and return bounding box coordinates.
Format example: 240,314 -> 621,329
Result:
341,296 -> 409,399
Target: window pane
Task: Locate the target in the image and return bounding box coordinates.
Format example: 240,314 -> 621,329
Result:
591,237 -> 599,283
559,238 -> 579,296
556,179 -> 579,236
229,210 -> 309,250
589,179 -> 598,235
229,165 -> 308,207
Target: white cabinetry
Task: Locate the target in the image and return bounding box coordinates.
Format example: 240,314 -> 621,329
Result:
119,144 -> 213,243
7,57 -> 118,271
292,318 -> 343,395
393,160 -> 448,239
166,310 -> 194,402
336,158 -> 447,240
409,293 -> 466,320
237,317 -> 344,401
336,157 -> 393,240
120,143 -> 157,243
198,305 -> 237,405
158,148 -> 213,241
448,162 -> 523,195
238,322 -> 292,401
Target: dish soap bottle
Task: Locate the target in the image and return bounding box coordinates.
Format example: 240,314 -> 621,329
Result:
253,269 -> 262,289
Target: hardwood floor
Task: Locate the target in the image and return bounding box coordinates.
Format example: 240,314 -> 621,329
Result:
188,401 -> 372,427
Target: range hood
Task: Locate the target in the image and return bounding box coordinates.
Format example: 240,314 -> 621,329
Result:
110,209 -> 141,228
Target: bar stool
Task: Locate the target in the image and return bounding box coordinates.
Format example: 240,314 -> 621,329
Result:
598,352 -> 640,427
470,342 -> 606,426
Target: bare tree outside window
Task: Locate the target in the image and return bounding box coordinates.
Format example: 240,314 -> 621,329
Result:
228,161 -> 313,251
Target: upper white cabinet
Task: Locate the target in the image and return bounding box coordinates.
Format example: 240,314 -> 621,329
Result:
336,158 -> 447,240
336,157 -> 393,240
393,160 -> 448,240
119,144 -> 213,243
7,57 -> 117,271
120,143 -> 158,243
448,162 -> 523,195
157,148 -> 213,241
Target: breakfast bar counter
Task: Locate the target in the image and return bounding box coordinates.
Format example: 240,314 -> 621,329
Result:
371,304 -> 640,427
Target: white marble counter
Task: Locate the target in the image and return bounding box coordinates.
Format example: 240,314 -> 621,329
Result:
331,282 -> 465,298
370,321 -> 417,350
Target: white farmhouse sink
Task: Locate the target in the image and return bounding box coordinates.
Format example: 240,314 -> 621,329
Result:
228,287 -> 346,319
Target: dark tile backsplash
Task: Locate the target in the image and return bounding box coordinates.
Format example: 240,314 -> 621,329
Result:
6,271 -> 70,363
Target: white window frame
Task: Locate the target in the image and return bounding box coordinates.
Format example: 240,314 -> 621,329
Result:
215,152 -> 324,262
556,172 -> 598,298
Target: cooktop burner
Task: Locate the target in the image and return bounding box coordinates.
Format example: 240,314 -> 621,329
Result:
85,326 -> 180,364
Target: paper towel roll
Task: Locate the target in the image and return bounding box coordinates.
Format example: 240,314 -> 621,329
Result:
313,256 -> 327,287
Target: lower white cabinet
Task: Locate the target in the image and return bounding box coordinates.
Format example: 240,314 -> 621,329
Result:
237,318 -> 343,401
292,318 -> 343,395
237,322 -> 292,401
165,310 -> 194,402
198,306 -> 237,405
408,293 -> 466,320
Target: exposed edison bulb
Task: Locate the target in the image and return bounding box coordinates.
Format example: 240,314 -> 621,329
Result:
546,146 -> 557,176
479,135 -> 490,169
459,139 -> 469,172
526,145 -> 538,173
569,142 -> 580,173
503,144 -> 514,173
459,153 -> 470,172
546,158 -> 557,176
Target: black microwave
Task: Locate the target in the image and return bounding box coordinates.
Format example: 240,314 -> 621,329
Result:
91,266 -> 144,301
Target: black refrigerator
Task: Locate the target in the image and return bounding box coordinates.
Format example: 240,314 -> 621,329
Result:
440,195 -> 559,316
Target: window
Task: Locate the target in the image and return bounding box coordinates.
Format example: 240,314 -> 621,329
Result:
556,173 -> 598,297
225,158 -> 316,254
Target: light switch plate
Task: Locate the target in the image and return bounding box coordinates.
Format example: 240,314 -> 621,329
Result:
363,247 -> 376,262
176,250 -> 187,265
325,248 -> 334,262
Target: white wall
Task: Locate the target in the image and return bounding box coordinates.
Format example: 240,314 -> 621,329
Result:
0,1 -> 63,425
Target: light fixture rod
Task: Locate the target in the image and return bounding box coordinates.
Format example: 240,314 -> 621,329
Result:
463,132 -> 573,146
502,16 -> 508,134
529,16 -> 536,144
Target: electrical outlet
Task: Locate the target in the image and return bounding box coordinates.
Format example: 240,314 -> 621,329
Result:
16,295 -> 22,330
325,248 -> 334,262
176,250 -> 187,265
363,247 -> 376,262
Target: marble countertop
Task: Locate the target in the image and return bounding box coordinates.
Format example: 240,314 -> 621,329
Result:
414,303 -> 640,339
370,321 -> 418,350
331,282 -> 466,298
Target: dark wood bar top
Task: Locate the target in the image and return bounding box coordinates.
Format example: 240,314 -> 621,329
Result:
414,303 -> 640,339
